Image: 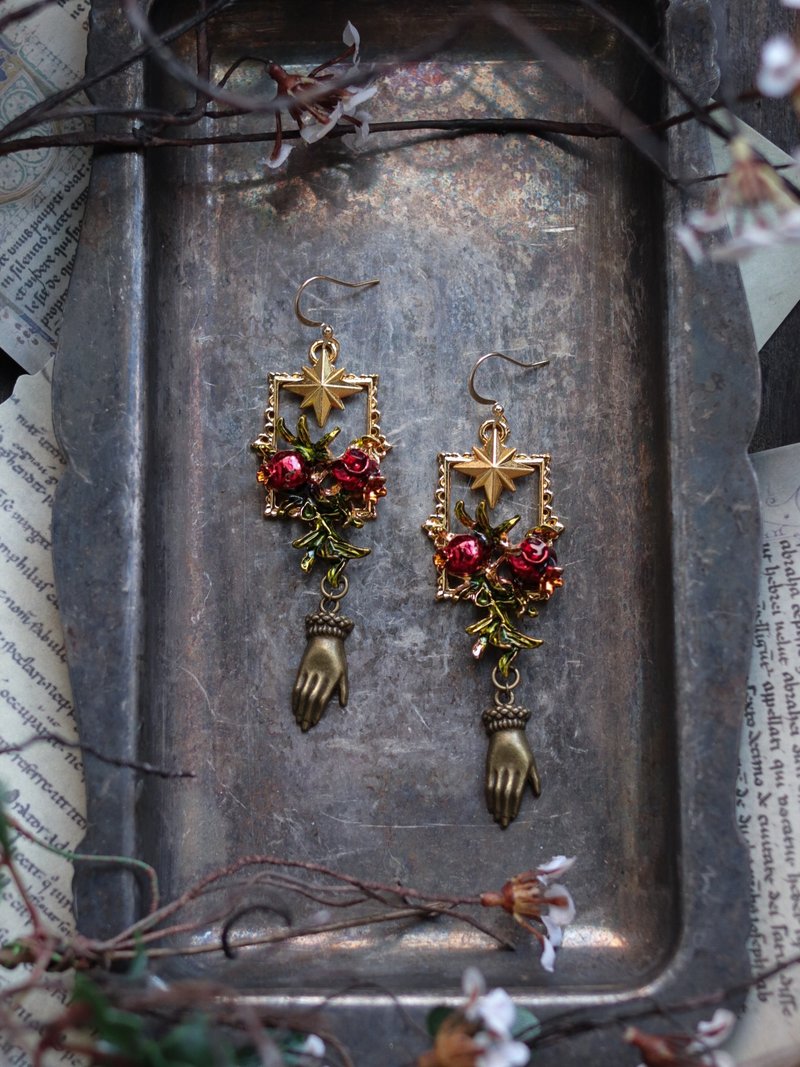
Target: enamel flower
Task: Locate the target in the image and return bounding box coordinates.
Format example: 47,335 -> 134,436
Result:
480,856 -> 576,972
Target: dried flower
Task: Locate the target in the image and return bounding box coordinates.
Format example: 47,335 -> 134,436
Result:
676,136 -> 800,262
418,970 -> 530,1067
264,22 -> 376,168
480,856 -> 575,972
757,35 -> 800,97
624,1009 -> 737,1067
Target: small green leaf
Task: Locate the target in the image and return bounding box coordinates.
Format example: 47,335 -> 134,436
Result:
299,501 -> 319,522
498,651 -> 516,675
125,934 -> 148,982
475,500 -> 489,531
454,500 -> 474,529
493,515 -> 521,537
511,1006 -> 541,1041
159,1015 -> 216,1063
300,552 -> 316,572
277,418 -> 297,445
426,1005 -> 454,1037
320,427 -> 341,448
296,416 -> 311,446
292,528 -> 322,549
334,542 -> 371,560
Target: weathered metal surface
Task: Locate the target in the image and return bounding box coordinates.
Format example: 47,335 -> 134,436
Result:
52,0 -> 758,1062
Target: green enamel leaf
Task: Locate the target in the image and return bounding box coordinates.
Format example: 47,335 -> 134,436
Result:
492,514 -> 521,537
475,500 -> 490,531
292,528 -> 322,550
320,426 -> 342,448
296,416 -> 312,446
277,417 -> 297,445
454,500 -> 474,529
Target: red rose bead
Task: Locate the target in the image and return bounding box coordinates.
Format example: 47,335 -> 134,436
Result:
265,450 -> 309,490
506,535 -> 554,585
331,448 -> 380,492
444,533 -> 491,577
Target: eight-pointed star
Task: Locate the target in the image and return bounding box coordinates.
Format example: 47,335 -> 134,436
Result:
453,427 -> 534,508
284,351 -> 362,427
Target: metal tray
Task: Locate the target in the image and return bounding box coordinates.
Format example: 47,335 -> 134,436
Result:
52,1 -> 759,1062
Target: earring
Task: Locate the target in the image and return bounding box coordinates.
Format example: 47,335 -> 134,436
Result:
423,352 -> 564,828
252,276 -> 390,732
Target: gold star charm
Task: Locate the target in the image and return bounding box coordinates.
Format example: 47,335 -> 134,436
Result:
284,350 -> 362,427
454,425 -> 533,508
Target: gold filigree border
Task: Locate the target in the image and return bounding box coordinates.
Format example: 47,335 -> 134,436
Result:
256,371 -> 384,519
424,450 -> 555,600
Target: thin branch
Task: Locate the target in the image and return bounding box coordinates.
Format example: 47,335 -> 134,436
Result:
0,0 -> 61,34
0,731 -> 194,779
531,953 -> 800,1049
5,813 -> 160,915
0,116 -> 625,159
487,2 -> 674,183
0,0 -> 236,142
572,0 -> 732,141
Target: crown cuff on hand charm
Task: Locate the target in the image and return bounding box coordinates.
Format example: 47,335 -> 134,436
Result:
423,352 -> 564,828
252,276 -> 390,733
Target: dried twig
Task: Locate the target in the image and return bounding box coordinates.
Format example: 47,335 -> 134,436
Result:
0,731 -> 194,779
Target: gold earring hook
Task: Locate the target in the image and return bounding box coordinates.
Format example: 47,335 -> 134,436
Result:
293,275 -> 380,329
468,351 -> 550,409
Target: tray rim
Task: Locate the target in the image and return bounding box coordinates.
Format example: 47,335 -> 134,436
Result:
51,0 -> 758,1057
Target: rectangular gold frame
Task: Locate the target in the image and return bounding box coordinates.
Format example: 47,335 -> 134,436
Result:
433,450 -> 552,599
260,370 -> 380,518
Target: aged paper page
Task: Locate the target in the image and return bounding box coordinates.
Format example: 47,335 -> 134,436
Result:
0,1 -> 90,373
732,442 -> 800,1061
0,362 -> 85,1063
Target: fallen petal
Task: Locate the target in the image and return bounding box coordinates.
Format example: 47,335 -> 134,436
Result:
544,884 -> 575,926
539,935 -> 556,973
692,1008 -> 737,1049
343,84 -> 378,112
266,142 -> 294,169
343,110 -> 371,152
300,104 -> 343,143
541,913 -> 562,948
462,965 -> 486,1001
343,20 -> 361,63
536,855 -> 575,883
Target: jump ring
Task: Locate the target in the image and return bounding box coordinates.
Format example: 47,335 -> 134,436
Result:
492,665 -> 521,692
320,574 -> 349,601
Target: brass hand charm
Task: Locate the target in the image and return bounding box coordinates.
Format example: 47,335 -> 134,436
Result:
291,607 -> 353,732
293,635 -> 349,732
485,727 -> 541,828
